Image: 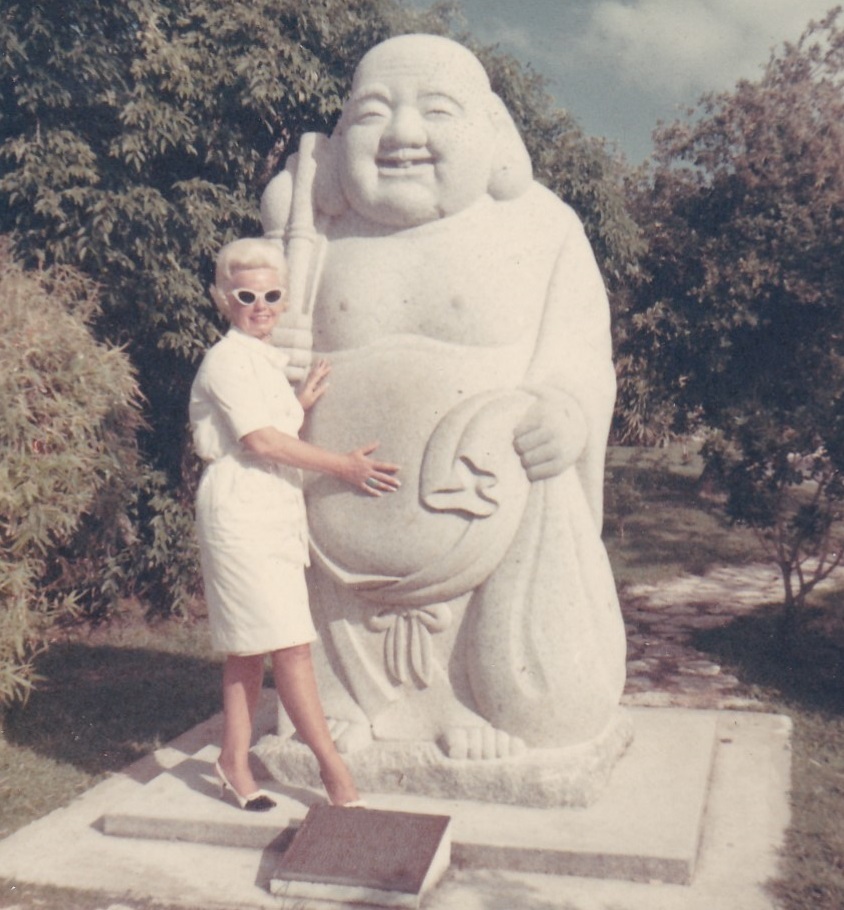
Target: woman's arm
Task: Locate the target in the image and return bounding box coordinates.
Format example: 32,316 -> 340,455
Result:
240,427 -> 400,496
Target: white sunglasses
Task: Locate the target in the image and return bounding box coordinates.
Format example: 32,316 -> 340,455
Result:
229,287 -> 286,306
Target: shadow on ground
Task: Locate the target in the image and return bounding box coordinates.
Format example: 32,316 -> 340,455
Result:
2,643 -> 221,774
605,451 -> 765,582
691,610 -> 844,716
439,868 -> 580,910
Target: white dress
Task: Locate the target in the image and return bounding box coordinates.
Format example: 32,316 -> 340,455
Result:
189,327 -> 316,655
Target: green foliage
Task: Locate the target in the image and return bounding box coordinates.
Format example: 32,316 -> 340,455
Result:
116,466 -> 204,619
0,0 -> 640,399
0,0 -> 446,472
702,423 -> 844,627
0,0 -> 453,614
623,8 -> 844,619
0,243 -> 143,704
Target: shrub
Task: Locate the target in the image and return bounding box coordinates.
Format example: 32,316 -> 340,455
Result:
0,242 -> 143,704
110,464 -> 203,621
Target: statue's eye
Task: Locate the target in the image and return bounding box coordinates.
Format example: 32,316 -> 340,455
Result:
353,101 -> 390,124
420,95 -> 461,119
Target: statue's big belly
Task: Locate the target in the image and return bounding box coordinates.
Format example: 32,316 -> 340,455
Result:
305,336 -> 531,579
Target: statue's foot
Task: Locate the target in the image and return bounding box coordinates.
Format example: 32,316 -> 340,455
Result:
326,716 -> 373,754
441,725 -> 527,760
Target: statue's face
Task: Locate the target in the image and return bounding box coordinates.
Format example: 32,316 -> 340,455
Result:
337,41 -> 497,227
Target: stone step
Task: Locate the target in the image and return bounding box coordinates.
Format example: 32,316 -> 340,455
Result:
101,707 -> 718,887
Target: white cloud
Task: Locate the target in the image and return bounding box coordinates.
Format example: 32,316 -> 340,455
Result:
576,0 -> 837,98
412,0 -> 840,159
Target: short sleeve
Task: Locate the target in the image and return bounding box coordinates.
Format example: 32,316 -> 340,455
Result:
199,343 -> 276,441
190,332 -> 303,462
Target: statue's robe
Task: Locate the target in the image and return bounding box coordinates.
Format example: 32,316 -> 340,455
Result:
267,183 -> 626,749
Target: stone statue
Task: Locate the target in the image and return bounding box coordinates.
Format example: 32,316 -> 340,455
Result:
259,34 -> 627,783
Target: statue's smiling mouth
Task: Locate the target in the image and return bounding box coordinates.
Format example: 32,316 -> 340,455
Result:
376,151 -> 435,173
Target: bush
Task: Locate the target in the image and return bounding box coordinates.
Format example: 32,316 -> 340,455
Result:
0,242 -> 144,704
111,464 -> 203,621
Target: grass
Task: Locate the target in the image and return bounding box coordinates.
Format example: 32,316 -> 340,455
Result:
0,600 -> 221,841
609,445 -> 844,910
1,444 -> 843,909
604,444 -> 767,583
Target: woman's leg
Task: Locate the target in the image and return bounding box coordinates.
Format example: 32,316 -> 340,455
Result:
218,653 -> 265,796
271,643 -> 360,806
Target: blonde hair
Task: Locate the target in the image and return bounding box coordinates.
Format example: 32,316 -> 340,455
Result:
211,238 -> 287,316
215,237 -> 286,284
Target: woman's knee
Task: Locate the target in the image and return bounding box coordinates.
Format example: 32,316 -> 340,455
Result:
271,642 -> 312,667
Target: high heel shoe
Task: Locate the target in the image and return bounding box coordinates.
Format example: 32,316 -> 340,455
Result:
215,761 -> 276,812
320,772 -> 367,808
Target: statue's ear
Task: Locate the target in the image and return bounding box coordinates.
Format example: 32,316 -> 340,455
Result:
487,94 -> 533,200
312,131 -> 349,218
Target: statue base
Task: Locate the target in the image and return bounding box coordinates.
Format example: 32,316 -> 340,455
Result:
254,709 -> 634,809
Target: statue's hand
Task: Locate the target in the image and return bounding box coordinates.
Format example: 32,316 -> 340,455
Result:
513,385 -> 588,482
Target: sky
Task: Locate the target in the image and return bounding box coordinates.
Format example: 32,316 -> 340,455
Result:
411,0 -> 839,162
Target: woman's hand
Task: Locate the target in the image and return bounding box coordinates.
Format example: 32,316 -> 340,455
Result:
341,442 -> 401,496
297,358 -> 331,411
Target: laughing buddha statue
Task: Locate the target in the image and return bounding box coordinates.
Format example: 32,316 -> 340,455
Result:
261,34 -> 627,764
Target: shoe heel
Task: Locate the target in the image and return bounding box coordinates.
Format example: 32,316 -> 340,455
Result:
214,760 -> 276,812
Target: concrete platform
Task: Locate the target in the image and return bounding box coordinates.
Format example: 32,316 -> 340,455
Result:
102,709 -> 716,885
0,705 -> 791,910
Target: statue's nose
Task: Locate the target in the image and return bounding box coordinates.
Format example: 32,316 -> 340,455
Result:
380,104 -> 427,149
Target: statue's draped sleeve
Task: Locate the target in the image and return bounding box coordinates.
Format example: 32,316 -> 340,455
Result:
523,193 -> 616,530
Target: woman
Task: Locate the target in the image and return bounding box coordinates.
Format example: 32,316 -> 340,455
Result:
190,237 -> 400,810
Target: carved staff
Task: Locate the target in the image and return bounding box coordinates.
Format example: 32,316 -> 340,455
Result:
268,131 -> 325,381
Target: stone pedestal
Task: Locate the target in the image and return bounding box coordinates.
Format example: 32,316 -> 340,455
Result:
255,709 -> 634,809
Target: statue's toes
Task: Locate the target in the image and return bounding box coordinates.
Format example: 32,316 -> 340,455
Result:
442,726 -> 526,760
326,717 -> 373,754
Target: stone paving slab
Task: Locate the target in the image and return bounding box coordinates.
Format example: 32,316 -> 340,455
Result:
0,708 -> 790,910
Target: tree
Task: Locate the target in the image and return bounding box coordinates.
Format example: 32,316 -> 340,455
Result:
624,7 -> 844,630
0,0 -> 438,476
0,0 -> 444,611
0,0 -> 642,612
